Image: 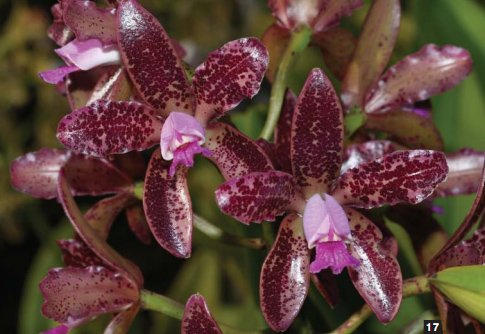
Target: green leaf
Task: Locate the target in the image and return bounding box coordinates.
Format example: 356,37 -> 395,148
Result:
430,265 -> 485,323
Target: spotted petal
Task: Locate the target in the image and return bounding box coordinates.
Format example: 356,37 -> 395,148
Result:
274,90 -> 296,173
182,294 -> 222,334
57,238 -> 104,268
333,150 -> 448,209
126,204 -> 152,245
341,0 -> 400,109
365,45 -> 472,113
346,208 -> 402,323
193,38 -> 269,124
117,0 -> 193,113
260,214 -> 310,332
215,172 -> 302,224
291,68 -> 343,197
57,100 -> 163,156
205,122 -> 274,180
40,266 -> 139,327
341,140 -> 403,174
144,150 -> 192,258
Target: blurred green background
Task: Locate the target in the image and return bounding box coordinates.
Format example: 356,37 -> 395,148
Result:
0,0 -> 483,333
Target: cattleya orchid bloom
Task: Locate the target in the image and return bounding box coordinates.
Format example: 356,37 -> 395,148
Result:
215,68 -> 449,331
54,0 -> 272,258
182,294 -> 223,334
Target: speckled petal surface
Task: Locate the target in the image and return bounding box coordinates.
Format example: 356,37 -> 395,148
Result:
57,238 -> 104,268
57,171 -> 143,285
181,294 -> 222,334
333,150 -> 448,209
261,23 -> 290,82
193,38 -> 268,124
40,266 -> 139,327
260,214 -> 310,332
126,204 -> 152,245
205,122 -> 274,180
274,90 -> 296,173
341,140 -> 403,174
291,68 -> 343,197
63,0 -> 117,44
341,0 -> 400,109
57,100 -> 163,156
215,171 -> 301,224
87,67 -> 132,106
345,208 -> 402,323
117,0 -> 193,113
365,45 -> 472,113
143,150 -> 192,258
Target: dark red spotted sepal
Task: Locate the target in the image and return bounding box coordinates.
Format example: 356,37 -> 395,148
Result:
345,208 -> 402,323
193,38 -> 268,124
291,68 -> 343,197
333,150 -> 448,209
205,122 -> 274,180
143,150 -> 192,258
117,0 -> 193,113
260,214 -> 310,332
181,294 -> 222,334
57,100 -> 163,156
215,171 -> 303,224
126,203 -> 152,245
274,90 -> 296,173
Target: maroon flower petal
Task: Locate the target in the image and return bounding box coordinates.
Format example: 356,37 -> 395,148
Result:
48,3 -> 73,46
215,172 -> 302,224
435,149 -> 485,197
182,294 -> 222,334
341,140 -> 403,173
104,303 -> 140,334
261,23 -> 290,82
260,214 -> 310,332
333,150 -> 448,209
341,0 -> 400,109
57,238 -> 104,268
144,150 -> 192,258
87,67 -> 133,106
57,171 -> 143,285
57,100 -> 163,156
205,122 -> 274,180
126,204 -> 152,245
291,68 -> 343,197
193,38 -> 269,124
40,266 -> 139,327
274,90 -> 296,174
312,27 -> 357,80
311,270 -> 339,308
63,0 -> 117,44
366,45 -> 472,113
256,139 -> 278,168
117,0 -> 193,113
346,208 -> 402,323
312,0 -> 363,33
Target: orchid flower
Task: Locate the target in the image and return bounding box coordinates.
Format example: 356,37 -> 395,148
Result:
54,0 -> 272,258
215,68 -> 449,331
340,0 -> 472,150
182,294 -> 222,334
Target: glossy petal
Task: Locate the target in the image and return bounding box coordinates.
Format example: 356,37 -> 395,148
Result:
126,204 -> 152,245
39,65 -> 79,85
40,266 -> 139,327
435,149 -> 485,197
63,0 -> 117,44
193,38 -> 269,124
57,171 -> 143,285
333,150 -> 448,209
144,150 -> 192,258
261,23 -> 290,82
42,325 -> 69,334
182,294 -> 222,334
57,100 -> 163,156
57,238 -> 104,268
56,39 -> 120,71
341,0 -> 400,109
117,0 -> 193,113
86,67 -> 133,106
260,214 -> 310,332
291,68 -> 343,197
341,140 -> 403,174
274,90 -> 296,173
104,303 -> 140,334
309,241 -> 359,274
312,0 -> 363,33
346,208 -> 402,323
365,45 -> 472,113
215,171 -> 301,224
205,122 -> 274,180
312,27 -> 357,80
365,110 -> 444,150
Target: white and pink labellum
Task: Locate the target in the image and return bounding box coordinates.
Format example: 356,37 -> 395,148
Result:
160,112 -> 211,177
181,294 -> 222,334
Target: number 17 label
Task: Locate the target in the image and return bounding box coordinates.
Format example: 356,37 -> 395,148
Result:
424,320 -> 443,334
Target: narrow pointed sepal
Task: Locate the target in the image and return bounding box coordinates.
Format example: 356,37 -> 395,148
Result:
345,208 -> 402,323
181,294 -> 222,334
260,214 -> 310,332
274,90 -> 296,173
103,302 -> 140,334
126,204 -> 152,245
144,150 -> 192,258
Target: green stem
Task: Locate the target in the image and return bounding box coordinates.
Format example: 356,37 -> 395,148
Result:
259,26 -> 312,140
329,275 -> 431,334
140,289 -> 184,320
